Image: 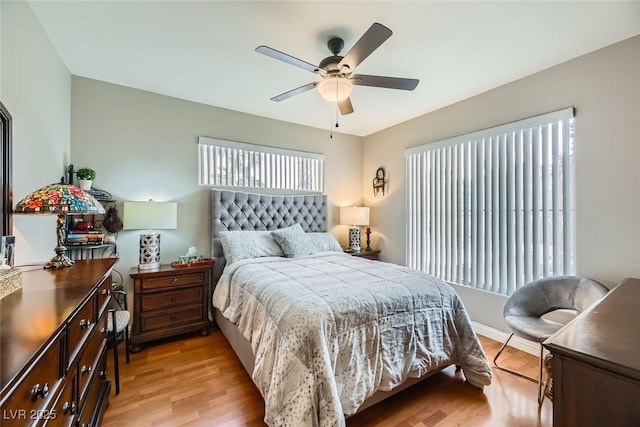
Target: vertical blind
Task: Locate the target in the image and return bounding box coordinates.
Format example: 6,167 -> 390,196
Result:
198,137 -> 324,192
405,108 -> 575,295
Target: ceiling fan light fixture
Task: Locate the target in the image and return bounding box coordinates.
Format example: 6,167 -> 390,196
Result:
317,77 -> 353,102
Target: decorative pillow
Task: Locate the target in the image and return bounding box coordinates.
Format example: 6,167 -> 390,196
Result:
271,224 -> 318,258
218,230 -> 284,265
307,232 -> 343,252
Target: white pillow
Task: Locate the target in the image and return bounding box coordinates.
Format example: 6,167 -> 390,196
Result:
306,232 -> 343,252
271,224 -> 317,258
219,230 -> 284,265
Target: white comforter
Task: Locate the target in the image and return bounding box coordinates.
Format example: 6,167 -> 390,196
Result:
213,253 -> 492,427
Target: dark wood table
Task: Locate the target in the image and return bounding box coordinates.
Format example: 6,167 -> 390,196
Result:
543,277 -> 640,426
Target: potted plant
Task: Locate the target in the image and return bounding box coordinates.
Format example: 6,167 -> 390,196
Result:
76,167 -> 96,190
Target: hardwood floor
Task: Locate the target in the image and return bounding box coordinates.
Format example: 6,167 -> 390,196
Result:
102,330 -> 552,426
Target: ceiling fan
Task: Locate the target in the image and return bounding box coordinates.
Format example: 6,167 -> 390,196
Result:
256,22 -> 419,116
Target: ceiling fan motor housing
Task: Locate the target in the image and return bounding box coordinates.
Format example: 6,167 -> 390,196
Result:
319,37 -> 346,72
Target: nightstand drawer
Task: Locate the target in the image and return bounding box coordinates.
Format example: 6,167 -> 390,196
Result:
140,305 -> 205,332
140,272 -> 205,291
141,287 -> 203,312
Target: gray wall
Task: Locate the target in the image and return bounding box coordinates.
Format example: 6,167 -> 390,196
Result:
70,77 -> 363,282
1,1 -> 71,265
363,35 -> 640,330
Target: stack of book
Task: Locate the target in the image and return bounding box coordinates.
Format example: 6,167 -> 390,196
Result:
66,230 -> 105,246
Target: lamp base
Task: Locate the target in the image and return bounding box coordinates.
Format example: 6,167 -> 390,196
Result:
348,227 -> 361,252
139,232 -> 161,271
45,245 -> 75,269
138,261 -> 160,271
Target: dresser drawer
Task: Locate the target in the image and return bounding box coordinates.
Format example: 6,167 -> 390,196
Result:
75,354 -> 108,427
77,313 -> 107,403
141,287 -> 203,312
0,333 -> 63,426
96,276 -> 112,316
140,305 -> 205,332
140,272 -> 206,291
66,294 -> 97,368
42,370 -> 76,427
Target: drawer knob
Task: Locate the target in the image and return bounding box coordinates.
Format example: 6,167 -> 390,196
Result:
171,296 -> 177,302
30,382 -> 49,401
63,401 -> 77,415
81,365 -> 93,375
100,370 -> 107,379
170,314 -> 176,320
79,319 -> 92,329
171,278 -> 178,284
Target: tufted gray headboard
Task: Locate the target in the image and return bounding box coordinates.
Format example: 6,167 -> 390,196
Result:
210,189 -> 327,285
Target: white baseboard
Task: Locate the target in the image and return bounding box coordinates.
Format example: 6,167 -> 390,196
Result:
472,321 -> 540,356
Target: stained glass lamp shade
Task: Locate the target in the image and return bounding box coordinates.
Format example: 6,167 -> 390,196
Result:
13,182 -> 105,269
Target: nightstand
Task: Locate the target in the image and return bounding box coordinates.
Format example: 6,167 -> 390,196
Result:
129,263 -> 213,352
347,249 -> 380,260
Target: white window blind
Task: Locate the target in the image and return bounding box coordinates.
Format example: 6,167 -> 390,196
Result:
405,108 -> 575,296
198,137 -> 324,192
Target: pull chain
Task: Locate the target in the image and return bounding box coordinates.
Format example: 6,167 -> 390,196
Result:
329,112 -> 333,139
335,79 -> 340,129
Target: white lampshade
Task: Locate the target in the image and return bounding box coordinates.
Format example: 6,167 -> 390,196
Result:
123,201 -> 177,230
123,201 -> 177,270
340,206 -> 370,252
340,206 -> 370,226
317,76 -> 353,102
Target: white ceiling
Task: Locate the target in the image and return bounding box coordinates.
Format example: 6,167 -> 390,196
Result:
28,1 -> 640,137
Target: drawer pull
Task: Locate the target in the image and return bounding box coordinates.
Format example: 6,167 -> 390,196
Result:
100,370 -> 107,379
79,319 -> 92,329
170,314 -> 176,320
30,383 -> 49,401
81,365 -> 93,375
63,401 -> 77,415
171,278 -> 178,284
171,296 -> 177,302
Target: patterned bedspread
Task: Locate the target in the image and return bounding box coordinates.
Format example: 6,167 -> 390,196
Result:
213,253 -> 492,427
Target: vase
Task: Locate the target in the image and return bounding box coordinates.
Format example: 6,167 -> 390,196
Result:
78,179 -> 92,191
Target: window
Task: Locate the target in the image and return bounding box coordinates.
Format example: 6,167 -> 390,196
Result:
198,137 -> 324,192
405,108 -> 575,295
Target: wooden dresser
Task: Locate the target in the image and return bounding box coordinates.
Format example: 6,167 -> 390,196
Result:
0,258 -> 118,427
129,263 -> 212,352
543,277 -> 640,426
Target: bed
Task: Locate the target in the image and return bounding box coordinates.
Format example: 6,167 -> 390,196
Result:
210,189 -> 492,427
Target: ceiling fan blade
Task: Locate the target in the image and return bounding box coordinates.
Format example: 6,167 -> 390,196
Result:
351,74 -> 419,90
271,82 -> 317,102
338,23 -> 392,72
256,45 -> 325,76
338,97 -> 354,115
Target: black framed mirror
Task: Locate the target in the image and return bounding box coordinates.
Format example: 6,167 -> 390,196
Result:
0,101 -> 12,236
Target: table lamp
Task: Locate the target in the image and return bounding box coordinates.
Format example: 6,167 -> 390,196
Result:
123,201 -> 177,270
13,181 -> 106,268
340,206 -> 370,252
